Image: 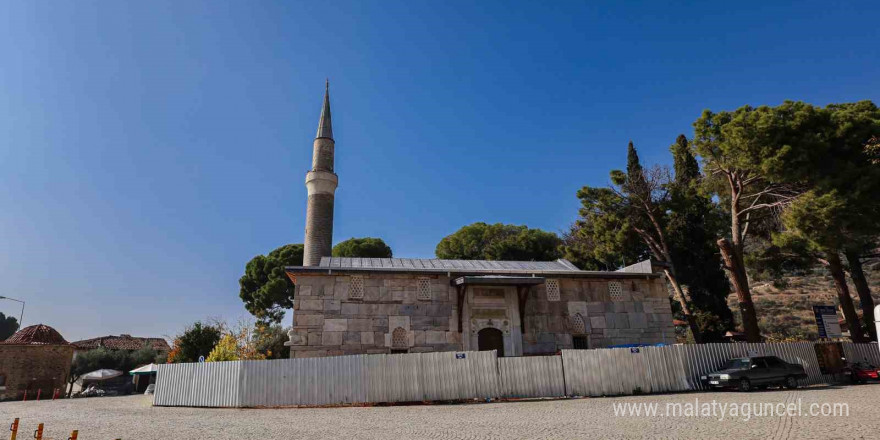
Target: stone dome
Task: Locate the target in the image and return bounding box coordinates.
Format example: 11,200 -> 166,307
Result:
2,323 -> 69,345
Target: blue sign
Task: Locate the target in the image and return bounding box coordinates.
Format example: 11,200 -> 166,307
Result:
813,305 -> 842,339
455,353 -> 466,359
630,347 -> 640,354
198,355 -> 205,363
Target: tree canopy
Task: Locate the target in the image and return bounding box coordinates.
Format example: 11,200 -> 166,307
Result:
332,237 -> 393,258
435,222 -> 562,261
167,321 -> 222,363
562,187 -> 647,270
0,312 -> 19,340
239,244 -> 303,324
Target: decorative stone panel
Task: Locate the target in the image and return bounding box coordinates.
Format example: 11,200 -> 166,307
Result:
471,318 -> 511,336
545,279 -> 560,301
417,278 -> 431,301
391,327 -> 407,349
608,281 -> 623,301
569,313 -> 587,334
349,275 -> 364,299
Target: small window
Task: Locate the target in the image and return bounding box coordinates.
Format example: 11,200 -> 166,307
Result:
390,349 -> 408,354
391,327 -> 408,349
0,373 -> 6,386
417,278 -> 432,301
349,275 -> 364,299
608,281 -> 623,301
546,279 -> 560,301
572,336 -> 589,349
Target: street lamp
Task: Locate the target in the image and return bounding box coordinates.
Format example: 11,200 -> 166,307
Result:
0,296 -> 25,330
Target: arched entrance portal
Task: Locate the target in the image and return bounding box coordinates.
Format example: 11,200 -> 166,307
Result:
477,328 -> 504,357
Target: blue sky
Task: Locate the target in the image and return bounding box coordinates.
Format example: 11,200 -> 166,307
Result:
1,1 -> 878,341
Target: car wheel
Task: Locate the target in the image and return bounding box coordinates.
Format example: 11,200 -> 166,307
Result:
738,378 -> 751,392
785,376 -> 798,389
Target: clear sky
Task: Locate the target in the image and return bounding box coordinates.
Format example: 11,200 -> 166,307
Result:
1,1 -> 878,341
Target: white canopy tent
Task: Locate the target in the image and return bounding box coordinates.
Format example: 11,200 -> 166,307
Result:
81,369 -> 123,381
129,363 -> 159,375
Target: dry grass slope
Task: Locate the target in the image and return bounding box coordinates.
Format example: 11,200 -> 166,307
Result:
727,261 -> 880,341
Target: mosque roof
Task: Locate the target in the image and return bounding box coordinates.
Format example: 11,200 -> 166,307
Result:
287,257 -> 657,278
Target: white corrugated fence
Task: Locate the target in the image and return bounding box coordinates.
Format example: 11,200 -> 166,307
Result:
153,342 -> 879,407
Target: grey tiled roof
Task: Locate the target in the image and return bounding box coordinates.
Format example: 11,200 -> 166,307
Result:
316,257 -> 581,272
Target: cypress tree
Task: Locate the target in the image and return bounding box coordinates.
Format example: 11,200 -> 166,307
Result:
667,135 -> 734,341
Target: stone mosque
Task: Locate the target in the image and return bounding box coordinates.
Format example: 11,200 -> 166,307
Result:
284,83 -> 676,358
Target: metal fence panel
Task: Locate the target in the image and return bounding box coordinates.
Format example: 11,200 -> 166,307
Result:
843,342 -> 880,366
498,355 -> 564,398
562,342 -> 843,397
155,342 -> 879,407
154,361 -> 242,407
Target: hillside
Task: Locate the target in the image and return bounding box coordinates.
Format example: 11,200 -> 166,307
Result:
725,261 -> 880,341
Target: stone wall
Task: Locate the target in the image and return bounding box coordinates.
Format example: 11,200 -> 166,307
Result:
521,277 -> 676,354
287,271 -> 676,358
0,344 -> 74,400
287,273 -> 460,358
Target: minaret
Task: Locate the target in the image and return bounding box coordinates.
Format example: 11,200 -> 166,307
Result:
303,80 -> 338,266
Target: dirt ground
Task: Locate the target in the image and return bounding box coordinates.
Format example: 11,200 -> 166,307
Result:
1,384 -> 877,439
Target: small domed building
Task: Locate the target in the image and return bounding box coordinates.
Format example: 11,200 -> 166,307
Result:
0,324 -> 74,400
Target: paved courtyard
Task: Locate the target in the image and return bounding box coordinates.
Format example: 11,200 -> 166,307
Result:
1,384 -> 877,439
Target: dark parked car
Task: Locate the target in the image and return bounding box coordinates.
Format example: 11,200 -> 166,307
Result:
701,356 -> 808,392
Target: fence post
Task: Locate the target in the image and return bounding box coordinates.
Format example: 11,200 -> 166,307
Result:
33,423 -> 43,440
10,418 -> 19,440
35,390 -> 41,401
22,391 -> 26,402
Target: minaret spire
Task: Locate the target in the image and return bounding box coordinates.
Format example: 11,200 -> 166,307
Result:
303,81 -> 339,266
316,79 -> 333,140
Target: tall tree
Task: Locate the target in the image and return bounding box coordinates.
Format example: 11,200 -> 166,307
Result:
692,102 -> 824,342
435,223 -> 562,261
0,312 -> 19,340
332,237 -> 393,258
607,142 -> 702,341
825,101 -> 880,340
667,135 -> 734,341
775,191 -> 867,342
239,244 -> 303,324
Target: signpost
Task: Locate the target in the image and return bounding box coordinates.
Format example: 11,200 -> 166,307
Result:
198,356 -> 205,363
813,305 -> 842,339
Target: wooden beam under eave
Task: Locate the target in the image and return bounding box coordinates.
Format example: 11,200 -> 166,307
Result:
456,285 -> 467,333
517,285 -> 530,333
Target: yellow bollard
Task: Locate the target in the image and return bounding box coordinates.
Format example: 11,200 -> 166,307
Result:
33,423 -> 42,440
67,430 -> 77,440
9,418 -> 19,440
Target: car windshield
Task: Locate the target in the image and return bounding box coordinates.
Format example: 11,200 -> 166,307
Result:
721,359 -> 750,370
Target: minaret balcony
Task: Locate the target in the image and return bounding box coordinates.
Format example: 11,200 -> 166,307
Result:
305,170 -> 338,196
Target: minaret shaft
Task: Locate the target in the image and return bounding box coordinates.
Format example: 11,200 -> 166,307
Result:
303,82 -> 337,266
